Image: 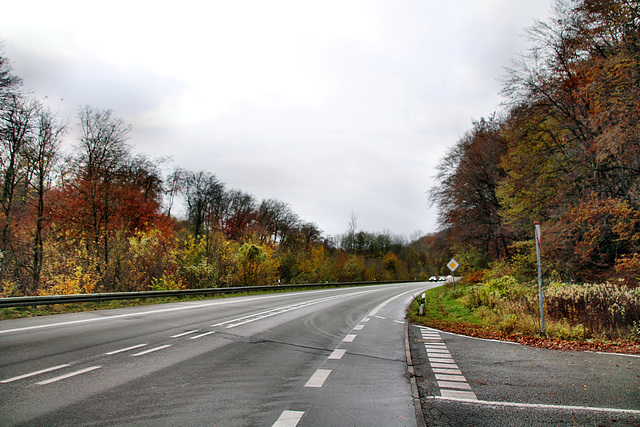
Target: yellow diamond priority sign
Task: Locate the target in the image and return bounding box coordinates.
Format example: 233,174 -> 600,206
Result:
447,258 -> 459,272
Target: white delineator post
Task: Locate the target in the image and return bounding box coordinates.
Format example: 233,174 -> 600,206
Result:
534,221 -> 545,333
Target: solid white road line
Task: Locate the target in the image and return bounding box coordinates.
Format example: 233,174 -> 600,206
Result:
211,292 -> 370,329
0,296 -> 289,335
586,350 -> 640,359
305,369 -> 331,388
0,288 -> 363,336
171,330 -> 200,338
432,396 -> 640,415
105,343 -> 147,355
328,349 -> 347,360
272,410 -> 305,427
36,366 -> 101,385
367,288 -> 418,317
189,331 -> 216,339
1,364 -> 70,383
131,344 -> 171,357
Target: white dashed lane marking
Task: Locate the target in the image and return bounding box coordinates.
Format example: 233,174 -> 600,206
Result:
190,331 -> 216,340
105,343 -> 147,355
0,364 -> 70,384
131,344 -> 171,357
305,369 -> 332,388
342,334 -> 357,343
171,330 -> 200,338
328,349 -> 347,360
272,410 -> 305,426
36,366 -> 102,385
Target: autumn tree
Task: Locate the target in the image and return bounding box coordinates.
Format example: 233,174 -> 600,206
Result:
430,117 -> 510,258
496,0 -> 640,279
501,0 -> 640,219
221,189 -> 257,240
256,198 -> 299,244
71,106 -> 131,267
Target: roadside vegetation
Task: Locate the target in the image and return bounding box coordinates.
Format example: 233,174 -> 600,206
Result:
410,279 -> 640,354
0,49 -> 438,297
418,0 -> 640,354
2,0 -> 639,354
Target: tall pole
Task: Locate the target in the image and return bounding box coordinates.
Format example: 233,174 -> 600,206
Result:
534,221 -> 545,333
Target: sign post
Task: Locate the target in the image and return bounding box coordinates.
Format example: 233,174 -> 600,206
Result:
534,221 -> 545,333
447,258 -> 459,292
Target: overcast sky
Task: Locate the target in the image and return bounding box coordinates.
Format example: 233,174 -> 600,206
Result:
1,0 -> 554,238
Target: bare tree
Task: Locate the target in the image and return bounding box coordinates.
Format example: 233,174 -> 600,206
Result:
164,166 -> 186,218
222,189 -> 257,240
0,45 -> 21,102
75,105 -> 131,265
183,170 -> 225,237
257,198 -> 299,243
24,104 -> 66,290
0,94 -> 37,282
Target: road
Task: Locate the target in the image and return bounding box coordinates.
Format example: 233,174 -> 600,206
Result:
409,324 -> 640,426
3,282 -> 639,427
0,282 -> 434,426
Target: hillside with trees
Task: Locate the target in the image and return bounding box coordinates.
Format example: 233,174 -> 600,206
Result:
0,48 -> 437,296
426,0 -> 639,343
431,0 -> 640,285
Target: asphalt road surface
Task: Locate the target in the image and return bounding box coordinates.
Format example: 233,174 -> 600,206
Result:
0,282 -> 435,426
3,282 -> 639,427
409,324 -> 640,426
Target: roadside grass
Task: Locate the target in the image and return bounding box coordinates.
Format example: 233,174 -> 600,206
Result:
409,281 -> 640,355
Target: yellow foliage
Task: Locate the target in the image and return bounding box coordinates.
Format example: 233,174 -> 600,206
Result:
39,263 -> 98,295
1,281 -> 21,298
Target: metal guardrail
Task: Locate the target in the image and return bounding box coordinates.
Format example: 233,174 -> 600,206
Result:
0,280 -> 408,308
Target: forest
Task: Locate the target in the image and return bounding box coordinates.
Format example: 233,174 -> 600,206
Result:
430,0 -> 640,287
0,54 -> 443,296
2,0 -> 639,304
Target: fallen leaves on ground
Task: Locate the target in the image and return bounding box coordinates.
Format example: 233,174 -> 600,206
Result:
415,319 -> 640,355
